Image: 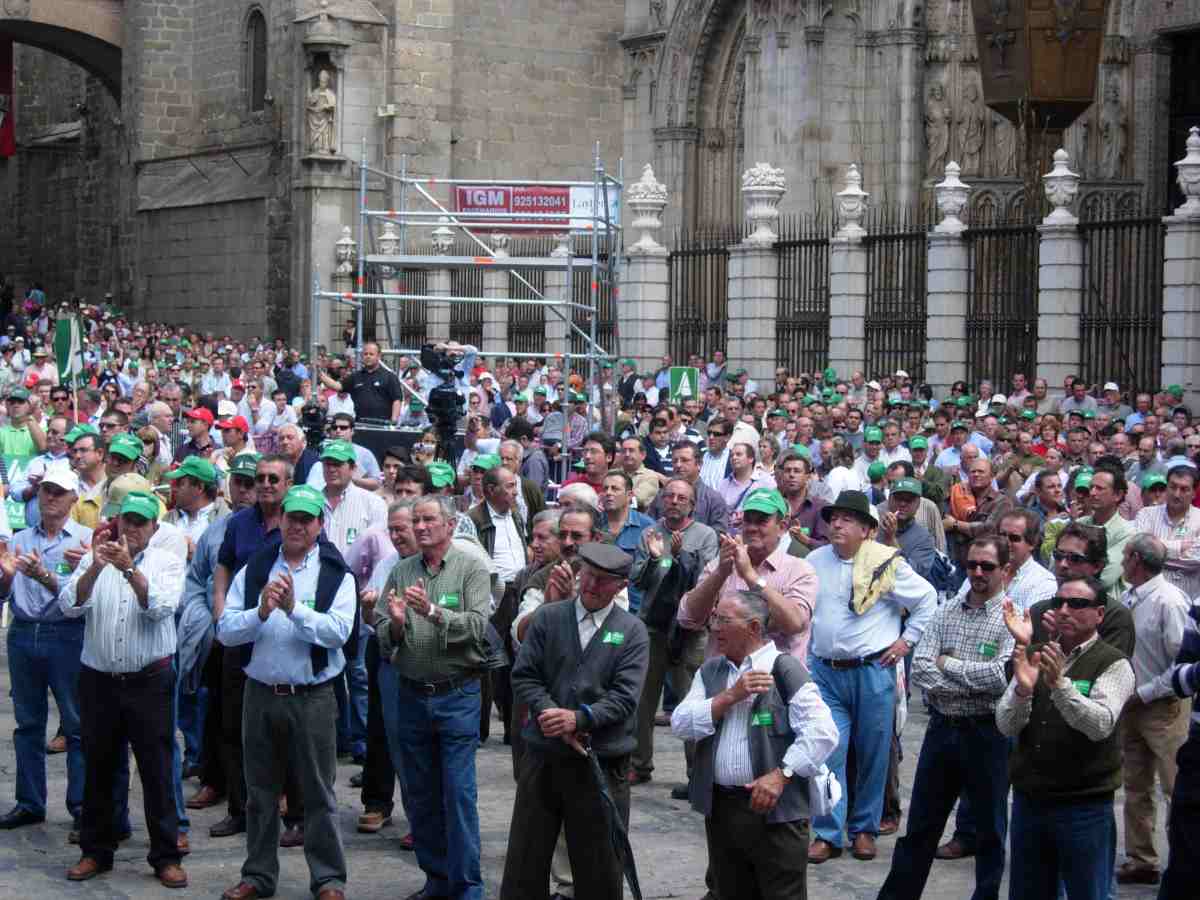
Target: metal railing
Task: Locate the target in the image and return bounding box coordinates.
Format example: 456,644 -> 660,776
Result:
965,215 -> 1039,387
864,209 -> 929,384
776,214 -> 831,377
668,227 -> 737,363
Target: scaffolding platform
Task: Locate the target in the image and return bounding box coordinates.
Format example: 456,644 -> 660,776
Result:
360,254 -> 588,270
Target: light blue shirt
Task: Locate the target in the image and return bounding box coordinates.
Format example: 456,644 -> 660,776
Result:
806,544 -> 937,660
216,544 -> 356,686
934,446 -> 961,470
304,443 -> 383,489
10,449 -> 69,529
2,519 -> 93,622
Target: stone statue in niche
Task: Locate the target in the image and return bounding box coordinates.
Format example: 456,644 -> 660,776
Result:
925,81 -> 952,177
957,81 -> 986,174
1099,76 -> 1126,179
992,113 -> 1017,177
306,68 -> 338,156
1066,117 -> 1091,178
650,0 -> 666,28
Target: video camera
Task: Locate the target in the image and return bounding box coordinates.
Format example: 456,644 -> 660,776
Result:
300,401 -> 326,450
420,343 -> 466,461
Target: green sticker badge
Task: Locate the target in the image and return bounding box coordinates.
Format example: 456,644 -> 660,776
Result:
978,640 -> 998,659
751,710 -> 774,727
1072,679 -> 1093,697
438,593 -> 460,609
346,527 -> 358,543
55,561 -> 72,576
602,631 -> 625,645
659,557 -> 673,570
302,595 -> 316,609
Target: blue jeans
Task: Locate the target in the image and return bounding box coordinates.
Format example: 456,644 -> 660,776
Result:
810,656 -> 895,845
7,620 -> 85,819
389,674 -> 484,900
1009,791 -> 1115,900
335,635 -> 368,758
170,660 -> 191,834
878,710 -> 1009,900
177,682 -> 207,769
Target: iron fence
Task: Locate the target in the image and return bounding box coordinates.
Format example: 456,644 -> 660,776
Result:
864,209 -> 929,383
1078,196 -> 1165,396
571,234 -> 617,366
362,267 -> 428,349
508,265 -> 547,357
776,215 -> 831,377
965,216 -> 1039,388
449,266 -> 484,348
668,227 -> 736,364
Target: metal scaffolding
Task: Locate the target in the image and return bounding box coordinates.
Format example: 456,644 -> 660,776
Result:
311,140 -> 623,427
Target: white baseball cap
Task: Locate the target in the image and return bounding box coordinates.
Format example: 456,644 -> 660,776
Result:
41,462 -> 80,493
991,393 -> 1008,405
867,380 -> 881,390
1103,382 -> 1119,392
895,370 -> 910,379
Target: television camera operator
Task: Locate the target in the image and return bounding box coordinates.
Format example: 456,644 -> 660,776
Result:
418,341 -> 477,467
317,342 -> 404,425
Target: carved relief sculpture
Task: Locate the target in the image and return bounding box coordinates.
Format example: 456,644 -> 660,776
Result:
992,113 -> 1017,177
925,81 -> 952,178
1099,76 -> 1126,179
957,82 -> 985,175
306,69 -> 338,156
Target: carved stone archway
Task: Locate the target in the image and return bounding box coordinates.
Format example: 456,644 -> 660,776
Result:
0,0 -> 123,99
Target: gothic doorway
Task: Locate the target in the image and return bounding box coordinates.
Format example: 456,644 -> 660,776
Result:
1168,32 -> 1200,209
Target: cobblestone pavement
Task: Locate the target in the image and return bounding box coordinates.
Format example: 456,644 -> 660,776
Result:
0,644 -> 1168,899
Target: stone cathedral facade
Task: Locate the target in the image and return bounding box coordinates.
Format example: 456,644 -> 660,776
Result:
0,0 -> 1196,345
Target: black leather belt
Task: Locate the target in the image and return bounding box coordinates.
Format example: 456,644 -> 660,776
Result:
103,656 -> 172,681
251,676 -> 336,696
397,674 -> 479,696
814,648 -> 887,670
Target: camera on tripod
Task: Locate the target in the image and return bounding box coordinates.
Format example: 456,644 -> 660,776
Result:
300,401 -> 326,450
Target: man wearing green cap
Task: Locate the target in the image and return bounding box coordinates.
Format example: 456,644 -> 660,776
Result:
618,358 -> 639,406
1,386 -> 47,456
60,490 -> 189,888
853,425 -> 885,485
67,426 -> 108,531
217,485 -> 356,900
166,456 -> 230,549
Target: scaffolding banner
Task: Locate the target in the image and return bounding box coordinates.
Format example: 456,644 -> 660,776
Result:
0,39 -> 14,159
455,185 -> 618,232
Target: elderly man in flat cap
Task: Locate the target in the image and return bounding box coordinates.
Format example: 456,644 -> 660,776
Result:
500,542 -> 650,900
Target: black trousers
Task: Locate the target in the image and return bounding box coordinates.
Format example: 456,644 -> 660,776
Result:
79,663 -> 180,870
705,787 -> 810,900
493,664 -> 514,742
222,652 -> 305,825
479,668 -> 495,742
500,750 -> 631,900
1162,732 -> 1200,899
360,636 -> 394,815
199,643 -> 227,792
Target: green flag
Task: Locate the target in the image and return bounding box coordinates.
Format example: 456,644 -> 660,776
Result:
54,312 -> 83,387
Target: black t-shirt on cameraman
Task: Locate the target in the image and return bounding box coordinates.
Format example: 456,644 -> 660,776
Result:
342,365 -> 403,421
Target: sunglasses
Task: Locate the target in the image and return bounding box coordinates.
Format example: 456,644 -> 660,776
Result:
232,475 -> 256,489
255,473 -> 284,485
965,560 -> 1000,572
1051,594 -> 1102,610
1000,531 -> 1027,544
1052,550 -> 1091,565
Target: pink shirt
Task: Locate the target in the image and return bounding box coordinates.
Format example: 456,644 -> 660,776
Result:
677,540 -> 818,664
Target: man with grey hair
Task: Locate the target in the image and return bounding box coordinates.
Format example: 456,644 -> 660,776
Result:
1115,532 -> 1193,885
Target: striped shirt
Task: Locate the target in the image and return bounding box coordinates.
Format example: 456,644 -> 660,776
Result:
376,544 -> 491,682
323,482 -> 388,556
59,544 -> 185,673
911,592 -> 1014,717
1132,503 -> 1200,599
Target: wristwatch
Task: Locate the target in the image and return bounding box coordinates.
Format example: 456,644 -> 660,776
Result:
752,576 -> 768,593
781,765 -> 795,781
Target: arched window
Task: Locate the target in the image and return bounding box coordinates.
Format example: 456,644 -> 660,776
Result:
247,10 -> 268,112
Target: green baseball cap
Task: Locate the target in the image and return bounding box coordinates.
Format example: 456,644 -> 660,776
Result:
1082,409 -> 1095,419
768,409 -> 789,418
1141,472 -> 1168,490
513,393 -> 529,404
1166,384 -> 1184,398
166,455 -> 217,485
119,490 -> 160,522
426,461 -> 456,488
1021,409 -> 1037,420
891,477 -> 923,497
823,367 -> 837,382
620,358 -> 635,367
1074,470 -> 1093,490
320,440 -> 357,464
951,420 -> 969,432
742,488 -> 788,517
955,396 -> 971,408
724,372 -> 740,382
229,452 -> 261,478
864,426 -> 883,443
821,389 -> 836,402
533,386 -> 548,396
471,453 -> 501,471
7,387 -> 29,401
788,443 -> 811,458
107,433 -> 143,462
867,461 -> 887,482
66,424 -> 100,444
282,485 -> 325,517
570,392 -> 587,404
909,435 -> 928,450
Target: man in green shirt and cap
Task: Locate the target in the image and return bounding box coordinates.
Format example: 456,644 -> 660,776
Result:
1,386 -> 46,457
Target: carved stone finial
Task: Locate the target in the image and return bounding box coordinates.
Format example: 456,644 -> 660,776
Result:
1042,149 -> 1080,226
334,225 -> 356,276
1174,126 -> 1200,218
431,217 -> 455,255
550,233 -> 572,258
491,233 -> 511,258
377,221 -> 400,277
627,163 -> 669,256
741,162 -> 787,246
934,162 -> 970,235
835,164 -> 869,240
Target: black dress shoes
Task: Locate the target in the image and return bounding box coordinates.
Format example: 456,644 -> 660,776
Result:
0,807 -> 45,829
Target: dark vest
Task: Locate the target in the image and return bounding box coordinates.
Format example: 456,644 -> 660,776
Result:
238,538 -> 358,677
690,652 -> 810,824
1009,637 -> 1126,802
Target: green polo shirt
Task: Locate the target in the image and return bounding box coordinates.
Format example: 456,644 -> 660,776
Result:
0,424 -> 36,458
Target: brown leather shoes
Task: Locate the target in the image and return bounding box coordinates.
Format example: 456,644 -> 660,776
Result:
157,863 -> 188,889
1115,862 -> 1160,885
176,833 -> 190,855
186,784 -> 224,809
851,832 -> 877,860
935,838 -> 974,860
807,838 -> 842,863
222,881 -> 261,900
878,817 -> 900,836
316,890 -> 346,900
66,857 -> 112,881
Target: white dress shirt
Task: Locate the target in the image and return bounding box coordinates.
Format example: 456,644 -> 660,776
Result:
671,641 -> 838,786
488,503 -> 527,584
1122,574 -> 1193,704
576,595 -> 614,646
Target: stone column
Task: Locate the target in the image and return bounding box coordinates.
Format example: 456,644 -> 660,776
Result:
925,163 -> 971,396
544,233 -> 572,361
1035,150 -> 1084,389
426,219 -> 453,343
621,164 -> 670,371
728,163 -> 786,389
1162,127 -> 1200,408
828,165 -> 870,378
482,234 -> 509,357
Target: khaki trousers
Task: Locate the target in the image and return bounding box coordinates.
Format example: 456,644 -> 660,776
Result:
1121,695 -> 1191,869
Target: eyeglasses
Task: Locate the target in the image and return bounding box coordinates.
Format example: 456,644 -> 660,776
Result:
964,560 -> 1000,572
1051,595 -> 1101,610
255,473 -> 283,485
1000,531 -> 1027,544
1052,550 -> 1091,565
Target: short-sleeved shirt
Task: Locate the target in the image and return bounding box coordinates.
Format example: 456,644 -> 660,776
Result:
219,503 -> 283,574
341,366 -> 403,421
0,424 -> 36,457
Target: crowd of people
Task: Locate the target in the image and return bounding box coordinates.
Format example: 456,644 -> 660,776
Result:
0,292 -> 1198,900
